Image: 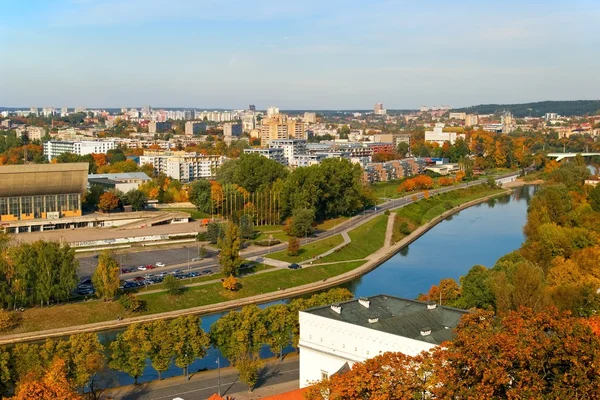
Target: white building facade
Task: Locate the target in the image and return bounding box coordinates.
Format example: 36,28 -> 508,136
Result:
140,154 -> 225,181
298,295 -> 467,388
424,123 -> 464,145
43,140 -> 116,161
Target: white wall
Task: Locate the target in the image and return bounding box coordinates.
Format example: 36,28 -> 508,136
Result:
298,311 -> 435,388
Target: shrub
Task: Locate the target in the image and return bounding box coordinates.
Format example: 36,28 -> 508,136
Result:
399,222 -> 411,236
444,201 -> 454,210
0,309 -> 17,331
196,232 -> 207,241
222,275 -> 240,291
384,210 -> 390,216
253,239 -> 281,247
119,293 -> 145,312
287,237 -> 300,256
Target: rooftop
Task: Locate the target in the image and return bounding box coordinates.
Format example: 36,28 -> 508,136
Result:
87,172 -> 151,181
302,295 -> 468,345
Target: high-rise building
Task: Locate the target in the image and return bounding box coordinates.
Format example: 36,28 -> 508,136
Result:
374,103 -> 386,115
223,123 -> 242,137
61,107 -> 69,117
139,152 -> 225,181
184,109 -> 195,120
267,106 -> 280,117
501,111 -> 515,134
29,107 -> 39,116
259,114 -> 305,145
185,121 -> 207,136
248,105 -> 256,112
465,114 -> 478,127
303,112 -> 317,124
148,121 -> 172,133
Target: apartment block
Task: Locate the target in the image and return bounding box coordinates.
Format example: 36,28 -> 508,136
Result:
148,121 -> 172,133
223,123 -> 242,137
243,148 -> 287,165
140,152 -> 225,181
268,139 -> 307,165
303,112 -> 317,124
43,140 -> 116,161
185,121 -> 207,136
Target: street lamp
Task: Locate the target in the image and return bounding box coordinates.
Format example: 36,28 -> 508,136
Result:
185,353 -> 188,381
216,357 -> 221,396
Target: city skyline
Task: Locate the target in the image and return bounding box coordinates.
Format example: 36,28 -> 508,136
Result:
1,0 -> 599,108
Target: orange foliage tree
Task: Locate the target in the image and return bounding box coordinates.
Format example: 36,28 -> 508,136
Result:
98,192 -> 119,212
10,358 -> 83,400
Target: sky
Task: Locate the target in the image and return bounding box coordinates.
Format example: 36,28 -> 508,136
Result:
1,0 -> 599,109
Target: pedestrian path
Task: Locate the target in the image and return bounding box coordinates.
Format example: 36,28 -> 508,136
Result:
300,231 -> 351,265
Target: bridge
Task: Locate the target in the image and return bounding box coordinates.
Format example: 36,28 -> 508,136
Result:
547,152 -> 600,162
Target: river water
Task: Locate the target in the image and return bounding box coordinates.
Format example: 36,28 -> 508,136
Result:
97,185 -> 536,385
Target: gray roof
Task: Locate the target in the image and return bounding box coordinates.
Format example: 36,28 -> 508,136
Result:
87,172 -> 151,181
303,295 -> 468,345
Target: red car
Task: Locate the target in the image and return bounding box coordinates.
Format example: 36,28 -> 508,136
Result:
145,264 -> 155,269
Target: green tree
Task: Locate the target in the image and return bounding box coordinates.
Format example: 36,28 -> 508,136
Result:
109,323 -> 150,384
189,179 -> 212,213
287,208 -> 314,238
262,304 -> 292,360
170,315 -> 210,380
590,184 -> 600,212
206,222 -> 225,244
454,265 -> 494,310
12,343 -> 43,383
0,348 -> 10,395
216,153 -> 288,192
92,252 -> 121,300
237,357 -> 263,392
68,333 -> 105,390
125,189 -> 147,211
239,214 -> 254,239
218,223 -> 242,276
396,142 -> 409,158
164,275 -> 184,295
147,320 -> 174,380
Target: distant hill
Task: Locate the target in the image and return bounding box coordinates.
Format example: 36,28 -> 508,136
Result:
453,100 -> 600,118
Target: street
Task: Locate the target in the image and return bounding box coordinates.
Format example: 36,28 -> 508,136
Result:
110,357 -> 300,400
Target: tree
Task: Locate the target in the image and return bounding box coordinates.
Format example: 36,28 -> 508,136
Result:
170,316 -> 210,380
206,222 -> 225,244
590,184 -> 600,212
92,252 -> 121,300
0,348 -> 10,395
286,208 -> 314,238
12,343 -> 44,384
189,179 -> 212,213
119,293 -> 145,312
216,153 -> 288,192
109,324 -> 150,384
236,357 -> 263,392
222,275 -> 239,291
0,310 -> 15,331
98,192 -> 119,213
397,142 -> 410,158
147,320 -> 175,380
198,245 -> 208,259
164,275 -> 184,295
125,189 -> 147,211
10,358 -> 83,400
239,214 -> 254,239
287,237 -> 300,256
453,265 -> 494,309
68,333 -> 105,391
262,304 -> 292,360
218,223 -> 242,277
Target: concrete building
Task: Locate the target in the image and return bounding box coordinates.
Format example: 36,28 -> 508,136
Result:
303,112 -> 317,124
424,123 -> 463,145
139,153 -> 224,181
268,139 -> 307,165
449,112 -> 466,120
0,163 -> 87,226
266,106 -> 280,117
242,114 -> 257,131
223,123 -> 242,137
148,121 -> 172,133
501,111 -> 515,134
43,140 -> 116,161
299,295 -> 467,387
184,121 -> 207,136
243,148 -> 287,165
465,114 -> 478,127
24,126 -> 46,141
87,172 -> 151,192
374,103 -> 386,115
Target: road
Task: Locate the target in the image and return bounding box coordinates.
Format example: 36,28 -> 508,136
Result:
111,357 -> 300,400
77,174 -> 517,280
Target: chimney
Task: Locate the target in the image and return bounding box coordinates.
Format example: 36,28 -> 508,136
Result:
330,305 -> 342,314
358,297 -> 370,308
427,301 -> 437,310
420,327 -> 432,336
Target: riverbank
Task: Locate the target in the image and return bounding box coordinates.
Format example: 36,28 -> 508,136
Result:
0,186 -> 511,345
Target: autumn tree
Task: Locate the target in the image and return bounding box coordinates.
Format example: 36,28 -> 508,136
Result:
109,323 -> 150,384
92,251 -> 121,300
98,192 -> 119,213
68,332 -> 105,391
287,236 -> 300,256
222,275 -> 239,291
164,275 -> 184,295
170,315 -> 210,380
218,222 -> 242,276
147,320 -> 174,380
10,358 -> 83,400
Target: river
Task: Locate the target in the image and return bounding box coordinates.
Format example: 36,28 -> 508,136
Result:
97,185 -> 536,386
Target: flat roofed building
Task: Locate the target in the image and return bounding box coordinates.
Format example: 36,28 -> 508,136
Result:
0,163 -> 88,222
298,295 -> 468,387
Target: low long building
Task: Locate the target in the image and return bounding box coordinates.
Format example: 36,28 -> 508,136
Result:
0,163 -> 88,230
299,295 -> 468,387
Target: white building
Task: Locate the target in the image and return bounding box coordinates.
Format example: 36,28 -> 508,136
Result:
43,140 -> 116,161
424,123 -> 463,145
268,139 -> 307,165
266,106 -> 280,117
298,295 -> 467,388
139,154 -> 224,182
243,148 -> 286,165
374,103 -> 386,116
304,112 -> 317,124
465,114 -> 478,127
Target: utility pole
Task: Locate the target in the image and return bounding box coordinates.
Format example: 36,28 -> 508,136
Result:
217,357 -> 221,396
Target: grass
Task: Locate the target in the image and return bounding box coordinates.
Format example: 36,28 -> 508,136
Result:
268,234 -> 345,263
391,185 -> 506,243
166,208 -> 210,220
315,217 -> 349,231
4,261 -> 365,334
318,215 -> 388,263
371,180 -> 403,199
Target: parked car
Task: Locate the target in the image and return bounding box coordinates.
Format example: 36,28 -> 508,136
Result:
133,276 -> 145,282
145,264 -> 155,269
79,278 -> 92,285
201,269 -> 213,275
288,263 -> 302,270
156,262 -> 165,267
192,257 -> 201,262
137,265 -> 147,271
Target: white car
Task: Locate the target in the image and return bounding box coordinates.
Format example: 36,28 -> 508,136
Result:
137,265 -> 147,271
156,262 -> 165,268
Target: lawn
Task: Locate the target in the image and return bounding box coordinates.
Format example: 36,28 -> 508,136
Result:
315,217 -> 349,231
318,215 -> 389,263
371,180 -> 403,199
268,234 -> 344,263
3,261 -> 365,334
167,208 -> 210,220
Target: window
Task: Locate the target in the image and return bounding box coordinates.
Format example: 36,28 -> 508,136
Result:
321,370 -> 328,381
21,197 -> 32,215
9,197 -> 19,218
0,198 -> 7,216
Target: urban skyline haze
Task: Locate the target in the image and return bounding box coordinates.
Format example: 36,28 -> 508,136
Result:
1,0 -> 599,109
